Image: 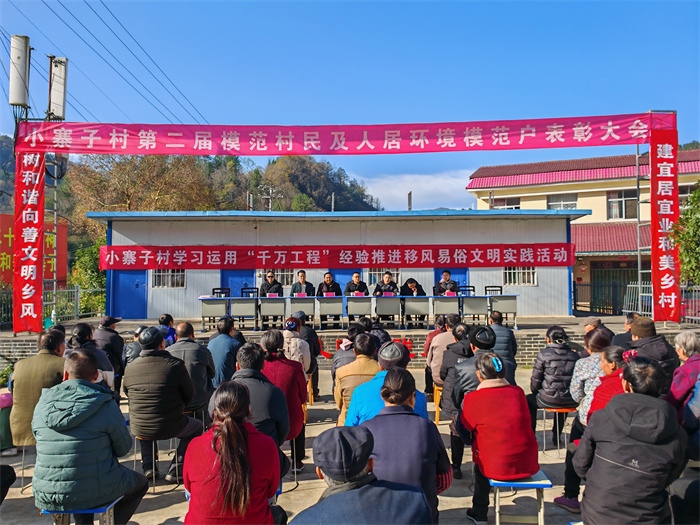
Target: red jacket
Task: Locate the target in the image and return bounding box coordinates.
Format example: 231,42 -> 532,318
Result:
588,369 -> 624,423
263,354 -> 307,440
183,425 -> 280,524
461,381 -> 538,480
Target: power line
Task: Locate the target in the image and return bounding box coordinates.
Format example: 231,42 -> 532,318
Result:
5,2 -> 133,122
85,0 -> 202,125
43,0 -> 178,124
98,0 -> 210,125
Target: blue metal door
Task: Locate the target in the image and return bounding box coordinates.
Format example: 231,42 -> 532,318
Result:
220,269 -> 256,298
111,270 -> 148,319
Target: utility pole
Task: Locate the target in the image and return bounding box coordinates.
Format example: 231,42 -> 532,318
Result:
408,191 -> 412,211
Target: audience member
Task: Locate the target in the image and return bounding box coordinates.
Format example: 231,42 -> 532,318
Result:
184,381 -> 286,525
427,314 -> 461,386
317,272 -> 343,328
526,326 -> 580,439
331,323 -> 365,390
291,311 -> 321,397
361,368 -> 451,523
122,325 -> 147,369
290,426 -> 432,524
260,330 -> 308,472
334,334 -> 379,425
208,314 -> 247,346
579,316 -> 614,341
291,270 -> 315,296
587,345 -> 628,422
369,317 -> 391,347
282,317 -> 311,374
373,271 -> 399,296
209,316 -> 243,388
628,317 -> 679,393
438,322 -> 473,479
554,327 -> 611,513
573,357 -> 687,525
423,314 -> 446,400
460,353 -> 539,525
10,329 -> 65,447
67,323 -> 115,390
344,272 -> 369,321
167,322 -> 216,425
345,341 -> 428,426
123,327 -> 202,481
665,330 -> 700,422
356,316 -> 380,349
611,312 -> 639,347
434,270 -> 458,296
159,313 -> 176,346
93,315 -> 125,396
488,311 -> 518,368
32,348 -> 148,524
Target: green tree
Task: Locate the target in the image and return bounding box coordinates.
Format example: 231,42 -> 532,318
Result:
291,193 -> 315,211
71,238 -> 106,289
680,141 -> 700,151
672,186 -> 700,286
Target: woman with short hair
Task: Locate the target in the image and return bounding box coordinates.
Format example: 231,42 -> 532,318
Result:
665,330 -> 700,423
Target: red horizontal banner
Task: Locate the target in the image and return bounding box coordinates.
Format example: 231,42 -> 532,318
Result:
17,113 -> 676,156
100,243 -> 575,270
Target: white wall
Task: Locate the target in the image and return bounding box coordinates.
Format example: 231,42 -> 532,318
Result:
147,269 -> 219,319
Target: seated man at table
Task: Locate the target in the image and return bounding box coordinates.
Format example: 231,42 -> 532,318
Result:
400,278 -> 427,328
435,270 -> 458,296
291,269 -> 315,296
260,271 -> 284,328
345,272 -> 369,321
317,272 -> 343,329
373,271 -> 399,296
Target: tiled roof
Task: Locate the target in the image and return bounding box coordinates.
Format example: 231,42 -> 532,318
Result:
572,222 -> 651,254
467,149 -> 700,190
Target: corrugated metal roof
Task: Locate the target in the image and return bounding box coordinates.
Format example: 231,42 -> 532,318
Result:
572,222 -> 651,254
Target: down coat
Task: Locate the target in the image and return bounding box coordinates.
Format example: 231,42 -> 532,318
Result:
529,343 -> 580,406
439,339 -> 473,417
628,335 -> 680,394
31,379 -> 138,511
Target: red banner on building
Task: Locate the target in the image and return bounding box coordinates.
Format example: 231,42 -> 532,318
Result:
16,113 -> 677,156
13,152 -> 45,333
650,129 -> 680,322
100,243 -> 575,270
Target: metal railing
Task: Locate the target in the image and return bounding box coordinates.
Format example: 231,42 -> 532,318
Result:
0,287 -> 106,330
681,286 -> 700,325
573,281 -> 625,315
622,282 -> 700,324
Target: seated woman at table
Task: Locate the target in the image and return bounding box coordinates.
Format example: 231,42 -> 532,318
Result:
400,278 -> 427,328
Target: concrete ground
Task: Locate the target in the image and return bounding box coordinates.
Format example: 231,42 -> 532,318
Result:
0,367 -> 589,525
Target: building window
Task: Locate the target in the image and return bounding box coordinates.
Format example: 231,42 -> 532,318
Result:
491,197 -> 520,209
264,269 -> 295,287
152,269 -> 185,288
503,267 -> 537,286
679,185 -> 697,208
607,190 -> 638,219
368,268 -> 400,287
547,193 -> 578,210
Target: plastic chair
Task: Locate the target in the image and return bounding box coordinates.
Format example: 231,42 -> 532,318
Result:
211,287 -> 230,298
307,375 -> 314,405
433,385 -> 443,424
134,437 -> 179,494
459,285 -> 475,296
485,286 -> 503,295
539,407 -> 577,458
41,496 -> 123,525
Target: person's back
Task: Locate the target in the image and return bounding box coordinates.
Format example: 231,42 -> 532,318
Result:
263,352 -> 307,441
282,318 -> 311,373
208,317 -> 242,388
439,336 -> 473,418
428,315 -> 461,385
93,316 -> 125,377
628,317 -> 679,393
167,323 -> 216,415
453,349 -> 516,406
335,334 -> 380,425
489,314 -> 518,367
530,342 -> 580,406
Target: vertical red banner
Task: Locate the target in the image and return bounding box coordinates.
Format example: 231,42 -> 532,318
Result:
649,129 -> 680,322
13,152 -> 45,333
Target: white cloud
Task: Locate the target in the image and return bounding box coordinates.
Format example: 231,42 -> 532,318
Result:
354,169 -> 476,211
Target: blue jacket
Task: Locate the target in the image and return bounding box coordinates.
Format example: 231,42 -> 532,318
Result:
207,333 -> 241,388
291,473 -> 432,524
361,405 -> 451,523
32,379 -> 138,511
684,378 -> 700,460
345,371 -> 428,426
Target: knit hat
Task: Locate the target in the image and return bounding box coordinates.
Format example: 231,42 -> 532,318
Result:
378,341 -> 410,370
631,317 -> 656,338
313,427 -> 374,482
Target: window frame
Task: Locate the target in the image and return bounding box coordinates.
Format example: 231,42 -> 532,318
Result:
152,268 -> 186,289
503,266 -> 537,286
547,193 -> 578,210
607,189 -> 638,219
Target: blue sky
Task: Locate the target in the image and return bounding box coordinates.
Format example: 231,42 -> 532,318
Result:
1,0 -> 698,209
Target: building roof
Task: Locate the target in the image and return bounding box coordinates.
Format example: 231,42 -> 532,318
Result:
86,209 -> 591,222
572,222 -> 651,255
467,149 -> 700,190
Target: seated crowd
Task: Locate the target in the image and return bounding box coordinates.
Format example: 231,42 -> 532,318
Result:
1,309 -> 698,525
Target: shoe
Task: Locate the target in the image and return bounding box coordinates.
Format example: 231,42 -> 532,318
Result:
452,465 -> 462,479
425,393 -> 434,403
165,469 -> 180,483
292,462 -> 304,473
143,467 -> 159,479
465,508 -> 488,525
553,495 -> 581,513
1,447 -> 18,456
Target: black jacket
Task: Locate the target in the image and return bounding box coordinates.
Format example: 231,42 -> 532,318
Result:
291,282 -> 315,296
399,282 -> 426,297
434,279 -> 458,295
453,349 -> 516,409
373,281 -> 399,296
611,330 -> 633,348
208,330 -> 246,346
166,338 -> 216,412
628,335 -> 680,394
439,340 -> 473,417
573,393 -> 687,525
344,281 -> 369,296
371,325 -> 392,347
93,326 -> 125,375
123,348 -> 195,440
490,323 -> 518,367
317,281 -> 342,297
259,280 -> 283,297
529,343 -> 580,406
122,341 -> 141,368
299,324 -> 321,375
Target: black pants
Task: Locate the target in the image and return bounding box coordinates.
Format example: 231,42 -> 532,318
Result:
471,463 -> 491,521
670,475 -> 700,525
525,394 -> 572,436
563,418 -> 586,498
74,472 -> 148,525
139,416 -> 203,473
425,366 -> 434,394
291,425 -> 306,466
0,464 -> 16,505
312,367 -> 319,396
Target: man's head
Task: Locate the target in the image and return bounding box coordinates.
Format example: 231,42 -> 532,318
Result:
347,323 -> 365,342
452,322 -> 470,342
159,314 -> 174,327
40,329 -> 66,357
291,311 -> 306,325
624,312 -> 639,331
353,333 -> 376,357
580,316 -> 601,333
324,272 -> 334,285
489,311 -> 503,325
99,315 -> 122,329
297,270 -> 306,283
138,326 -> 165,350
442,270 -> 451,281
236,343 -> 265,371
382,272 -> 392,285
445,314 -> 461,330
630,317 -> 656,340
352,272 -> 361,284
313,426 -> 374,485
217,316 -> 235,335
266,271 -> 276,284
175,322 -> 195,340
469,325 -> 496,351
133,325 -> 147,342
357,317 -> 372,333
63,347 -> 99,382
378,341 -> 410,370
